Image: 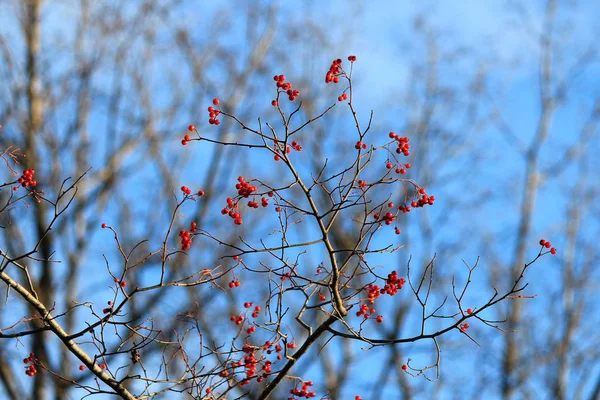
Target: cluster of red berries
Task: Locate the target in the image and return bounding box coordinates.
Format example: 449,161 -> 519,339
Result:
374,211 -> 396,225
179,222 -> 196,250
113,278 -> 127,288
355,303 -> 382,323
539,239 -> 557,255
274,141 -> 302,161
102,301 -> 113,314
290,140 -> 302,151
251,305 -> 261,318
460,322 -> 470,332
289,380 -> 316,398
23,353 -> 37,376
405,187 -> 435,210
389,132 -> 410,156
366,284 -> 382,304
240,343 -> 258,385
382,271 -> 405,295
354,141 -> 368,150
357,179 -> 367,189
182,125 -> 195,145
247,197 -> 269,208
365,270 -> 406,305
230,315 -> 245,325
15,168 -> 37,191
207,98 -> 221,125
325,58 -> 343,84
236,176 -> 257,198
221,177 -> 263,225
222,197 -> 243,225
228,279 -> 241,288
395,163 -> 410,175
273,74 -> 299,101
338,93 -> 348,102
265,341 -> 284,360
180,186 -> 205,197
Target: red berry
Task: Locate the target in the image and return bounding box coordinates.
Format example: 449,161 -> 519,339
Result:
101,223 -> 107,229
539,239 -> 546,246
213,98 -> 220,105
402,364 -> 408,371
467,308 -> 473,315
188,125 -> 195,131
550,248 -> 557,255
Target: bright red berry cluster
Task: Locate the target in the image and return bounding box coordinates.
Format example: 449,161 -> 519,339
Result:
325,58 -> 343,83
289,380 -> 316,398
367,271 -> 406,304
239,343 -> 259,385
182,125 -> 195,145
337,93 -> 348,102
23,353 -> 37,376
113,278 -> 127,287
355,303 -> 376,319
179,222 -> 196,250
539,239 -> 557,255
230,315 -> 244,325
222,197 -> 243,225
273,74 -> 299,101
207,98 -> 221,125
221,177 -> 261,225
406,187 -> 435,210
355,141 -> 367,150
290,140 -> 302,152
181,186 -> 191,195
15,168 -> 37,191
381,271 -> 405,295
236,176 -> 257,198
460,322 -> 470,332
228,279 -> 241,288
389,132 -> 410,156
251,305 -> 261,318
